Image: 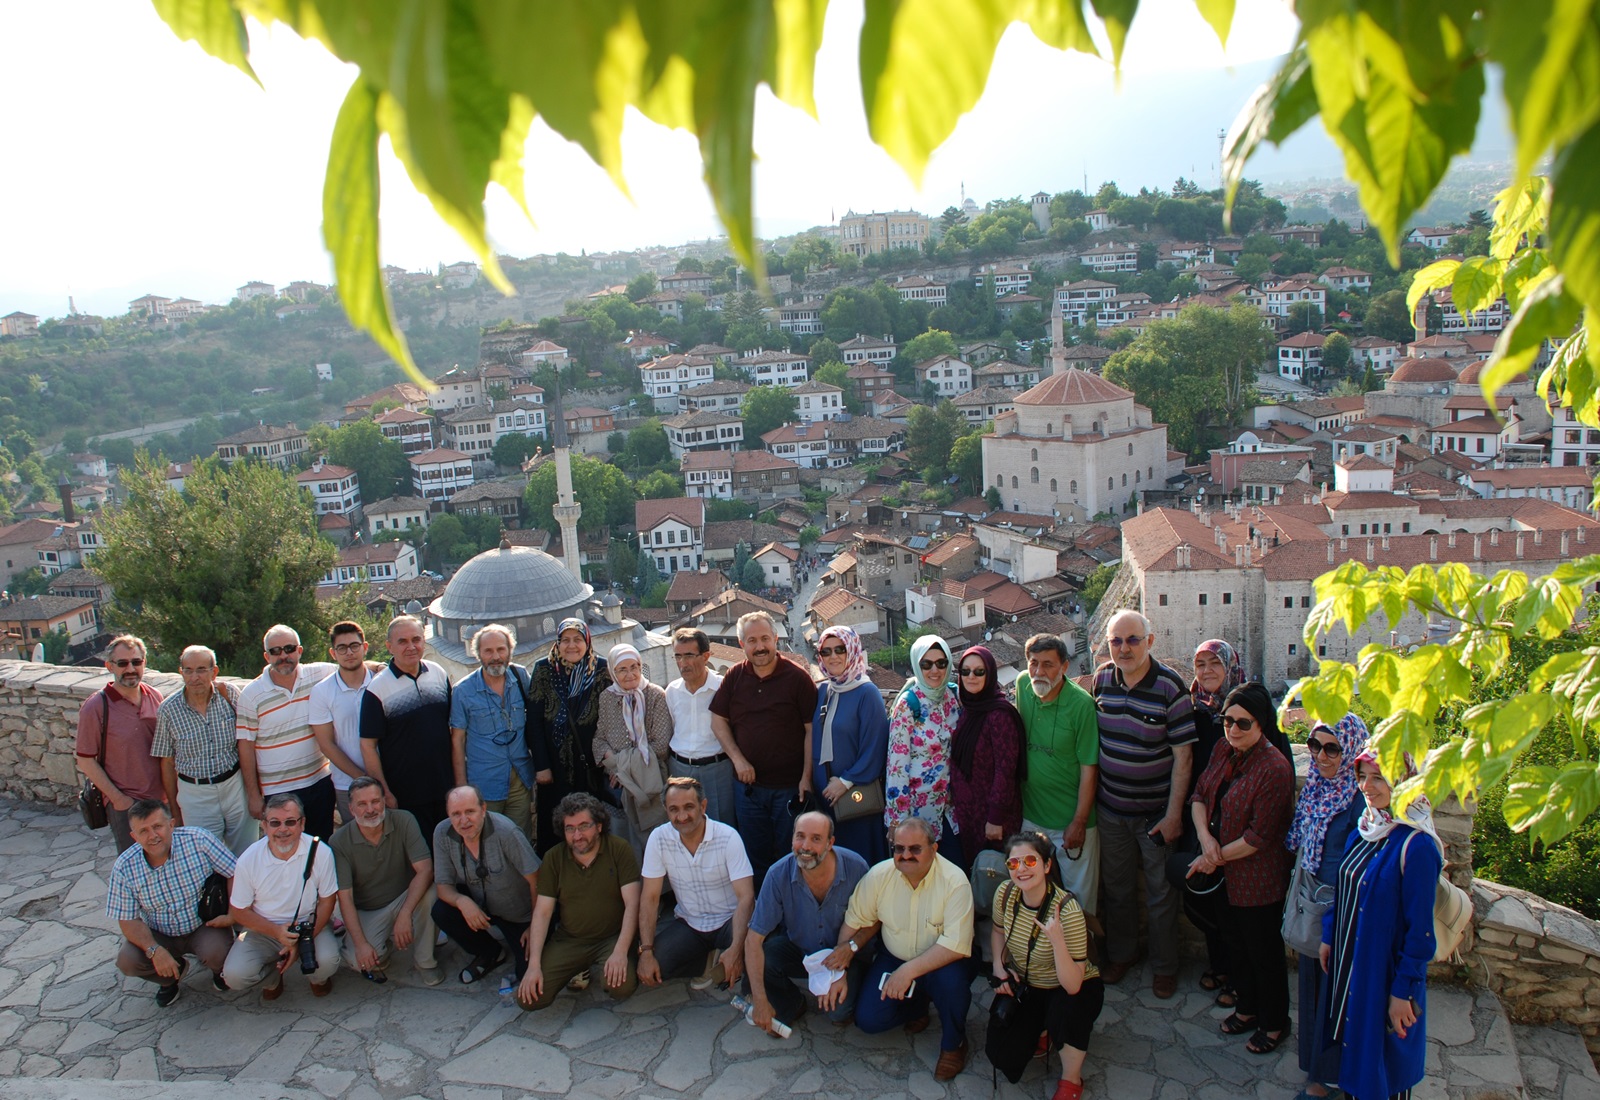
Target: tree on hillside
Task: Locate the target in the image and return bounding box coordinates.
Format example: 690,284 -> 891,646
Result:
901,329 -> 958,366
637,470 -> 684,499
94,455 -> 336,675
524,453 -> 636,534
625,273 -> 657,302
905,401 -> 967,481
619,421 -> 670,469
1321,332 -> 1352,377
740,385 -> 798,440
822,288 -> 890,344
491,431 -> 540,468
813,361 -> 863,414
949,430 -> 986,496
1363,290 -> 1416,344
322,417 -> 409,499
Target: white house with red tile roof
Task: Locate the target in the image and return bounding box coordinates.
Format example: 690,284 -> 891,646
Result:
636,497 -> 705,573
296,459 -> 361,517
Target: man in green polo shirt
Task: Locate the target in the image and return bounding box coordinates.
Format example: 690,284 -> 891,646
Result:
516,791 -> 641,1011
330,776 -> 443,985
1015,633 -> 1101,915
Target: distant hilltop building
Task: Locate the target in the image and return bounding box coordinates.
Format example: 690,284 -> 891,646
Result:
838,209 -> 930,257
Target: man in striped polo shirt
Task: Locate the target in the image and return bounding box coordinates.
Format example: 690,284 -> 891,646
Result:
1092,609 -> 1195,1000
237,624 -> 341,840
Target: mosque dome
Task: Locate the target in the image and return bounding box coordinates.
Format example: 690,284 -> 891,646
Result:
426,541 -> 596,664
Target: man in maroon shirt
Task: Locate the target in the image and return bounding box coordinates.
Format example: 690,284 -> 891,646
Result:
709,612 -> 817,887
77,635 -> 166,854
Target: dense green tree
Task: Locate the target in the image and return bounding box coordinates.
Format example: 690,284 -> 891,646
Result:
637,470 -> 684,498
41,624 -> 72,665
620,421 -> 671,468
1363,289 -> 1416,344
738,557 -> 767,591
822,287 -> 890,344
904,401 -> 967,480
605,537 -> 638,587
901,329 -> 958,366
1321,331 -> 1352,376
9,567 -> 52,597
94,455 -> 336,675
316,417 -> 409,500
949,431 -> 986,496
984,486 -> 1002,511
625,273 -> 657,301
740,385 -> 798,440
523,453 -> 636,534
491,431 -> 540,468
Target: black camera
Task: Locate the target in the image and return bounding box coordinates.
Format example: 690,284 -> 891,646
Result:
290,920 -> 318,974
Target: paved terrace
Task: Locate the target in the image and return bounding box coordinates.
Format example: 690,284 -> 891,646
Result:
0,797 -> 1596,1100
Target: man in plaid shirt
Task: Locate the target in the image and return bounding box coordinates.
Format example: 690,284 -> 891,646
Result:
154,645 -> 256,856
107,799 -> 237,1008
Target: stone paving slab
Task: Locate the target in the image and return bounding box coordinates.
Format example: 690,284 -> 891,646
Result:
0,797 -> 1509,1099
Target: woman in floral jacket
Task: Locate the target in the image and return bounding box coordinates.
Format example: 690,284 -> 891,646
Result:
884,635 -> 964,872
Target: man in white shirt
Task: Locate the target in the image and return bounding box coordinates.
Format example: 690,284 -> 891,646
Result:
236,625 -> 341,839
663,629 -> 733,825
308,620 -> 374,827
637,777 -> 754,990
223,791 -> 340,999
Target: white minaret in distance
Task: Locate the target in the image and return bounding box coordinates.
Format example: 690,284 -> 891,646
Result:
548,385 -> 584,583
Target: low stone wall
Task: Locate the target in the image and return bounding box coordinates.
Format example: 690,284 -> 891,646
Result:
1470,879 -> 1600,1062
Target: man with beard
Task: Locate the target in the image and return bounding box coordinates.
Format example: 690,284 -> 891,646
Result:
449,623 -> 533,839
1016,633 -> 1102,915
77,634 -> 166,854
743,811 -> 870,1033
516,792 -> 639,1010
237,625 -> 341,839
361,616 -> 454,840
330,777 -> 443,985
309,621 -> 375,826
709,611 -> 816,886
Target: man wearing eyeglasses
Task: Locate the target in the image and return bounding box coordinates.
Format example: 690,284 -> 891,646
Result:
1091,609 -> 1196,1000
664,628 -> 732,825
309,621 -> 375,827
448,623 -> 534,840
237,625 -> 341,840
153,645 -> 256,856
77,634 -> 166,854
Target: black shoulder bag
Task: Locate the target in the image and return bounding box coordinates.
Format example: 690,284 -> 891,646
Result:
78,691 -> 111,831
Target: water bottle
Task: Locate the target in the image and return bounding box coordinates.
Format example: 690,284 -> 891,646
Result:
730,993 -> 792,1038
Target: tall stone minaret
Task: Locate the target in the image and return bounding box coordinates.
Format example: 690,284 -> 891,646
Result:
547,383 -> 583,583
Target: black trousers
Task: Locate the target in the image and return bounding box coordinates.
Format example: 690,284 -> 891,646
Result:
432,899 -> 531,978
291,776 -> 337,841
1222,898 -> 1289,1031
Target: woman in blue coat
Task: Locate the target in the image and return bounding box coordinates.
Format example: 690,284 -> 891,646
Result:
1319,748 -> 1442,1100
811,626 -> 890,863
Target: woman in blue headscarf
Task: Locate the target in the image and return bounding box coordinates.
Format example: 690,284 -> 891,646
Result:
525,618 -> 611,855
812,625 -> 890,862
885,635 -> 964,871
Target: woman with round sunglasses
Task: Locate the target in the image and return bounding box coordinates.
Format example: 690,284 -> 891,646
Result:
1318,749 -> 1442,1100
885,636 -> 963,870
947,645 -> 1024,871
1288,714 -> 1368,1100
985,832 -> 1103,1100
811,625 -> 890,862
1188,682 -> 1295,1055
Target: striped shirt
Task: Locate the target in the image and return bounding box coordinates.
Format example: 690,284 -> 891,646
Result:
993,879 -> 1099,986
106,826 -> 237,936
152,686 -> 238,781
1091,658 -> 1196,816
641,818 -> 753,933
236,662 -> 338,795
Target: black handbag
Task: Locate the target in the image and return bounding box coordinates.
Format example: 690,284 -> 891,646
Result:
78,692 -> 111,831
197,872 -> 230,923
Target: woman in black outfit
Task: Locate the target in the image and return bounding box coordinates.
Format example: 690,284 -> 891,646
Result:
524,618 -> 611,855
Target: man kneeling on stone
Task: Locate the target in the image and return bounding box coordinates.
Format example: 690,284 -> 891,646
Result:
331,776 -> 444,986
744,810 -> 872,1032
107,799 -> 237,1007
516,792 -> 639,1010
224,792 -> 340,999
432,785 -> 542,987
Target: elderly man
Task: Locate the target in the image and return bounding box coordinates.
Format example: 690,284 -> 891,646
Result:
637,776 -> 754,991
744,811 -> 871,1033
308,620 -> 374,827
107,799 -> 236,1007
665,628 -> 733,825
153,645 -> 256,857
432,785 -> 542,987
77,634 -> 165,854
223,791 -> 340,999
449,623 -> 533,839
236,625 -> 340,840
516,792 -> 639,1011
836,818 -> 975,1081
331,776 -> 443,985
361,615 -> 454,840
1093,609 -> 1196,999
710,611 -> 816,885
1016,633 -> 1101,915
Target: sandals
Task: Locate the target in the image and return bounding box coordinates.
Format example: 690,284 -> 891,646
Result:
1219,1012 -> 1255,1035
1199,970 -> 1228,991
1214,985 -> 1239,1008
1246,1024 -> 1291,1055
459,947 -> 506,985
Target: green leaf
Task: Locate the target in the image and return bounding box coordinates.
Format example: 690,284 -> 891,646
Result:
1503,764 -> 1560,835
150,0 -> 259,83
1491,177 -> 1550,262
1298,662 -> 1354,727
770,0 -> 830,113
1088,0 -> 1137,68
1407,259 -> 1460,317
1506,761 -> 1600,847
1549,118 -> 1600,320
1461,694 -> 1554,755
1501,248 -> 1553,311
490,93 -> 536,224
323,79 -> 414,378
1510,574 -> 1583,640
1485,274 -> 1583,404
1222,46 -> 1318,220
1356,647 -> 1402,715
1192,0 -> 1235,46
1452,256 -> 1507,317
1487,0 -> 1600,182
1528,648 -> 1588,693
1550,646 -> 1600,729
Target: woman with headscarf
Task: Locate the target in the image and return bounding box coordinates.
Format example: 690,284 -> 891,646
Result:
525,619 -> 612,855
1288,714 -> 1369,1100
884,635 -> 963,870
594,643 -> 672,856
1188,682 -> 1296,1056
1318,749 -> 1442,1100
812,626 -> 890,863
947,644 -> 1025,871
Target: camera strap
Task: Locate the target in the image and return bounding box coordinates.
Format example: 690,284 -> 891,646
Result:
288,838 -> 321,930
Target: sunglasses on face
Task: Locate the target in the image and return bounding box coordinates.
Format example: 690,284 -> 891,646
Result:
1307,738 -> 1343,757
265,817 -> 302,828
266,644 -> 300,657
958,667 -> 986,678
1005,853 -> 1041,870
112,657 -> 146,669
919,658 -> 948,671
1220,715 -> 1256,731
1108,636 -> 1146,649
817,645 -> 848,657
892,844 -> 925,857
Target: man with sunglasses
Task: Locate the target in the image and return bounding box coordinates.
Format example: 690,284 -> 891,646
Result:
237,625 -> 341,840
1091,610 -> 1196,1000
77,634 -> 166,854
449,623 -> 534,839
309,621 -> 375,827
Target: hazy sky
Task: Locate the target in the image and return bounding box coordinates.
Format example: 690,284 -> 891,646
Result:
0,1 -> 1500,319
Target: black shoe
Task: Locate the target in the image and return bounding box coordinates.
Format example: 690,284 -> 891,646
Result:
155,983 -> 182,1008
212,972 -> 229,992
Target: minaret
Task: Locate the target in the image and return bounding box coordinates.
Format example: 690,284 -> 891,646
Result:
548,384 -> 583,583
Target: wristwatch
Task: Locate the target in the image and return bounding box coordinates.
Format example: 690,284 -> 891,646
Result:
847,939 -> 859,954
145,944 -> 160,960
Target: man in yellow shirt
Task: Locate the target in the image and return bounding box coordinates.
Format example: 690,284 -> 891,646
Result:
828,818 -> 974,1081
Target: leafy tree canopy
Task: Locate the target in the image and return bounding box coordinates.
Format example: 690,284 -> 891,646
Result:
740,385 -> 798,441
523,453 -> 636,535
316,416 -> 409,500
901,329 -> 959,366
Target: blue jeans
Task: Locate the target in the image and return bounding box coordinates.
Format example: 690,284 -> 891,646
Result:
855,948 -> 971,1052
736,782 -> 795,887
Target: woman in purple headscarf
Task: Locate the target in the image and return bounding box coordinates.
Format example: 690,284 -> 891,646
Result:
947,645 -> 1025,871
812,626 -> 890,863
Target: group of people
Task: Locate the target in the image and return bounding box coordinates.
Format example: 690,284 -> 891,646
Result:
85,605 -> 1444,1099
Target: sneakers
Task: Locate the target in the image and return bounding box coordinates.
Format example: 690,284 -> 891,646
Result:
690,958 -> 726,991
155,982 -> 182,1008
417,963 -> 445,987
212,972 -> 228,992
